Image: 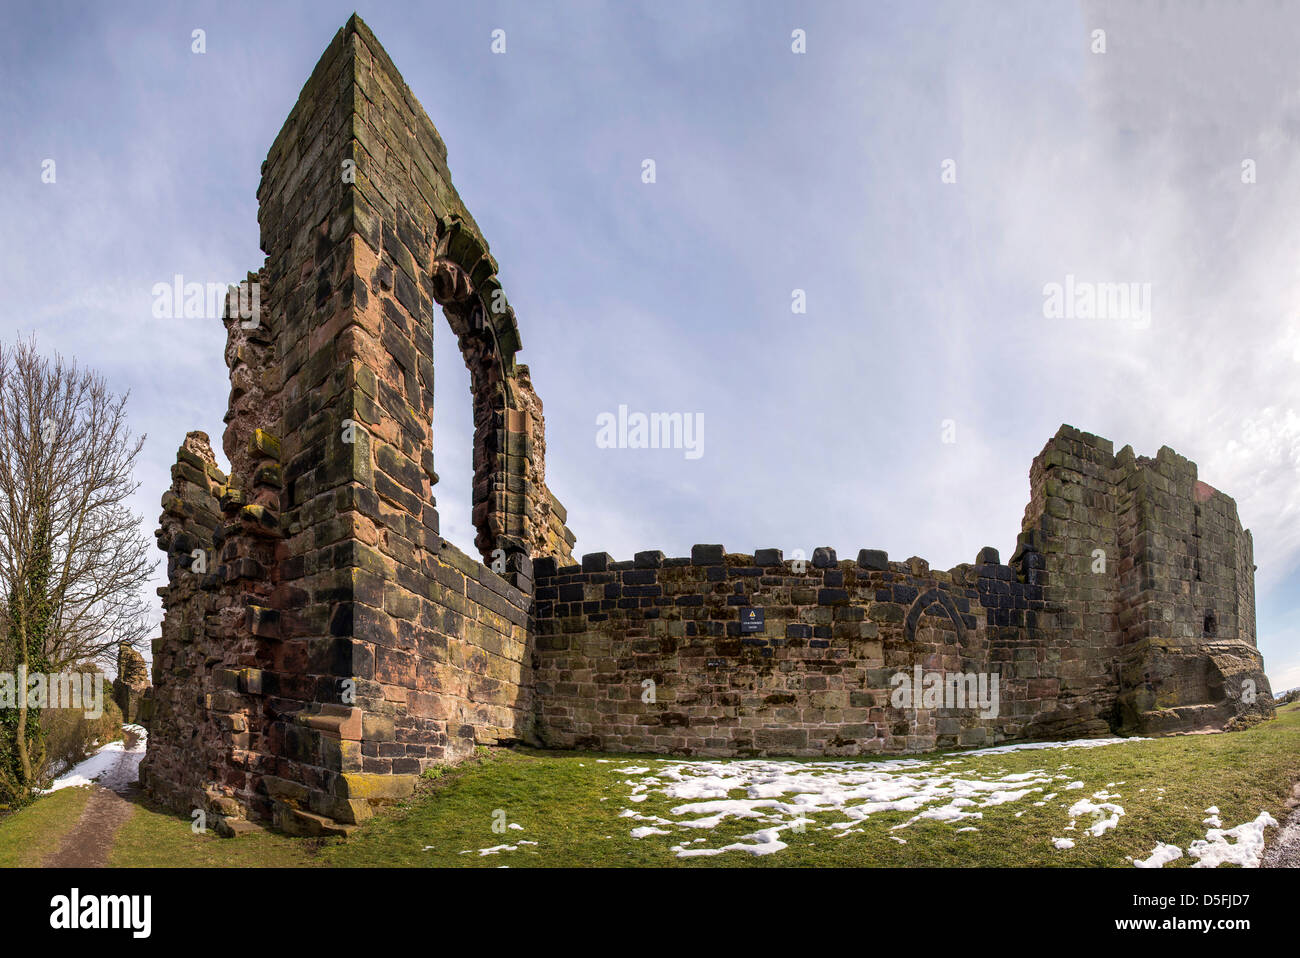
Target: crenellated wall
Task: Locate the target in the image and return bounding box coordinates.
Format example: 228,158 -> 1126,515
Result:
531,546 -> 1068,756
140,16 -> 1273,835
527,427 -> 1273,758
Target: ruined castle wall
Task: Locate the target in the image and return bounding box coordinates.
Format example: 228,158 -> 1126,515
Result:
1012,426 -> 1269,732
142,15 -> 1273,832
141,278 -> 288,826
532,548 -> 1076,756
1235,526 -> 1256,644
1108,445 -> 1269,728
1130,448 -> 1245,644
139,432 -> 235,816
1015,426 -> 1123,734
532,424 -> 1270,758
142,18 -> 575,834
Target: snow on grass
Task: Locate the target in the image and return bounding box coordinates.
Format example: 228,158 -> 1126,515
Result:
44,725 -> 147,793
962,737 -> 1149,756
1187,812 -> 1277,868
1130,842 -> 1183,868
464,840 -> 539,856
611,736 -> 1150,859
606,737 -> 1278,865
1067,794 -> 1125,836
631,827 -> 671,838
1125,811 -> 1279,868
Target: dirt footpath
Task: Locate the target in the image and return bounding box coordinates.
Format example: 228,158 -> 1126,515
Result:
41,726 -> 143,868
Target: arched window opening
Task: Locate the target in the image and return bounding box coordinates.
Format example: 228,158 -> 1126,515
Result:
431,312 -> 476,559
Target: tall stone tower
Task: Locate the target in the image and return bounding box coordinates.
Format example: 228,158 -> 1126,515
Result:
1012,427 -> 1270,735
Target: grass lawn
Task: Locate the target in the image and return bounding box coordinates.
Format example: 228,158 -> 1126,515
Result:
0,786 -> 92,867
9,702 -> 1299,868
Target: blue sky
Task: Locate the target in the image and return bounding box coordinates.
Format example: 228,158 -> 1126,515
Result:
2,0 -> 1298,692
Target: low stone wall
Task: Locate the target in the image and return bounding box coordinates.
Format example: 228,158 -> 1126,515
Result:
532,545 -> 1079,756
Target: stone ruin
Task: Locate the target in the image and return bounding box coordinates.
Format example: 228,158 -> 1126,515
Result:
137,16 -> 1273,836
112,644 -> 150,725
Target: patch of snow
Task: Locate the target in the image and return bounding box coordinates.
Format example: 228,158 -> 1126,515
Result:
1052,838 -> 1075,849
616,753 -> 1081,858
1131,842 -> 1183,868
1188,812 -> 1278,868
475,840 -> 537,856
44,725 -> 147,793
1068,798 -> 1124,836
631,826 -> 671,838
963,736 -> 1149,756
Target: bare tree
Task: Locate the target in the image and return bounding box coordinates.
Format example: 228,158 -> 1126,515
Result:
0,339 -> 155,800
0,338 -> 154,670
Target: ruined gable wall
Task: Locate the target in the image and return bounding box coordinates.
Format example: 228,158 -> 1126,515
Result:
146,18 -> 575,833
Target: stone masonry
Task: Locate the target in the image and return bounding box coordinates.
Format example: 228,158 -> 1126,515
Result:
112,644 -> 151,726
139,17 -> 1273,835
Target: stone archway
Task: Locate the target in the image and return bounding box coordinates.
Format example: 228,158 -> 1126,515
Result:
428,215 -> 572,565
904,588 -> 969,644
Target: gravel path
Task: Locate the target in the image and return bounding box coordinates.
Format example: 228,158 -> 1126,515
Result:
1262,806 -> 1300,868
1261,781 -> 1300,868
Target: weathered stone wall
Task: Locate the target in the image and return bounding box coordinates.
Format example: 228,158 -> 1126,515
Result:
112,646 -> 150,725
138,429 -> 242,819
143,16 -> 573,836
141,16 -> 1272,833
532,546 -> 1065,755
1014,425 -> 1125,737
531,425 -> 1273,757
